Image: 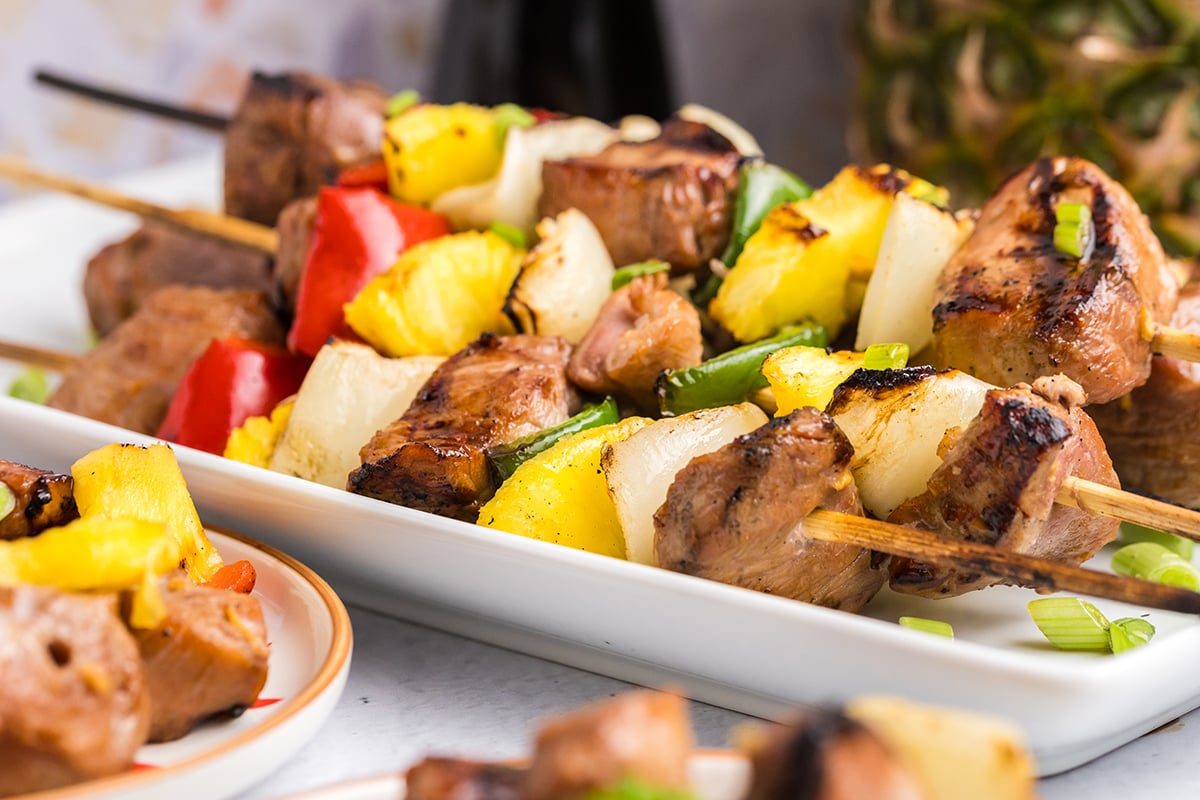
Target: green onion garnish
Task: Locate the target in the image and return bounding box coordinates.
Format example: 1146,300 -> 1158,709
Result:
863,342 -> 910,371
488,397 -> 620,481
898,616 -> 954,638
1028,597 -> 1111,651
1109,617 -> 1155,654
584,777 -> 697,800
612,260 -> 670,290
493,103 -> 536,147
488,222 -> 528,249
1118,521 -> 1194,560
1053,202 -> 1094,261
721,163 -> 813,268
385,89 -> 421,118
1111,542 -> 1200,591
8,367 -> 50,404
0,484 -> 14,520
655,322 -> 828,416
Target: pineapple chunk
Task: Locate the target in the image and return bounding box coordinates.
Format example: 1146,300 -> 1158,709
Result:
71,443 -> 221,582
225,398 -> 294,468
345,230 -> 524,357
846,696 -> 1037,800
383,103 -> 504,205
478,416 -> 652,558
762,346 -> 867,414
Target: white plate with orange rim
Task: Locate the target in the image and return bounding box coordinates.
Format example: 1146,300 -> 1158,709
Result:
18,528 -> 353,800
277,751 -> 752,800
4,153 -> 1200,778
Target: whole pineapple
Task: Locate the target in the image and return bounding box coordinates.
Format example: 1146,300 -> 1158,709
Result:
852,0 -> 1200,254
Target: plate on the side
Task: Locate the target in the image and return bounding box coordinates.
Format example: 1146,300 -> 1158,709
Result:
2,154 -> 1200,777
17,529 -> 353,800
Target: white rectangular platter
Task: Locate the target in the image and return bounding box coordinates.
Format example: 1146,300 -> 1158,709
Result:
2,152 -> 1199,776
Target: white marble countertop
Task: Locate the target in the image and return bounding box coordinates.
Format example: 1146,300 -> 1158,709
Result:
234,604 -> 1200,800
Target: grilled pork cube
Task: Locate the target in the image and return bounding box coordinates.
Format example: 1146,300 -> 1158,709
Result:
654,408 -> 887,612
538,118 -> 742,273
406,758 -> 526,800
524,691 -> 694,800
83,222 -> 274,337
567,273 -> 703,412
272,194 -> 319,311
932,156 -> 1177,404
0,586 -> 150,797
0,460 -> 78,541
742,706 -> 924,800
350,334 -> 577,521
889,376 -> 1120,598
47,286 -> 285,435
224,71 -> 387,225
129,575 -> 269,742
1091,279 -> 1200,507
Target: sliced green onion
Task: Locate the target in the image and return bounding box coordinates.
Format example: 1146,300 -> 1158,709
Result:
385,89 -> 421,118
1118,521 -> 1194,561
612,260 -> 670,290
1053,202 -> 1094,261
8,367 -> 50,404
1028,597 -> 1111,651
721,163 -> 813,268
493,102 -> 536,147
584,777 -> 697,800
1111,542 -> 1200,591
898,616 -> 954,638
488,397 -> 620,481
863,342 -> 910,371
1109,617 -> 1155,654
655,323 -> 828,416
0,484 -> 14,520
489,221 -> 528,249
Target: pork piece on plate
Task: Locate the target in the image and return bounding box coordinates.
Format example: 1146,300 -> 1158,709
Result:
889,376 -> 1120,598
128,574 -> 269,743
0,460 -> 78,541
224,70 -> 386,225
538,118 -> 742,273
406,758 -> 526,800
524,690 -> 694,800
567,273 -> 703,412
83,222 -> 274,337
47,286 -> 285,435
0,586 -> 150,797
350,334 -> 577,521
742,706 -> 924,800
272,194 -> 319,311
1091,278 -> 1200,507
932,156 -> 1177,404
654,407 -> 887,612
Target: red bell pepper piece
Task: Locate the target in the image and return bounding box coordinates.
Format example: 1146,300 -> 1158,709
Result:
157,337 -> 311,455
336,159 -> 389,192
287,186 -> 451,357
203,559 -> 258,593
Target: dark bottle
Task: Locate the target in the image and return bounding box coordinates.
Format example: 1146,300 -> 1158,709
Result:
432,0 -> 675,122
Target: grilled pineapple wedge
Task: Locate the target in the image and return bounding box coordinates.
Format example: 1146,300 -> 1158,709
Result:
478,416 -> 652,558
383,102 -> 504,205
345,231 -> 524,357
762,346 -> 870,415
225,399 -> 295,469
710,164 -> 942,343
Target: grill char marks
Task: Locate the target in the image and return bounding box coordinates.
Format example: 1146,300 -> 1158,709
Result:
932,156 -> 1177,404
0,461 -> 78,541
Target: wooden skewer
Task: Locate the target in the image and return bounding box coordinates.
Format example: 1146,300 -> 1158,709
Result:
806,510 -> 1200,615
0,340 -> 78,373
34,68 -> 230,131
1152,324 -> 1200,362
0,156 -> 277,255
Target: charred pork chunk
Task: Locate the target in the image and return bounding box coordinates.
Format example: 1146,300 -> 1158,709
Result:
0,461 -> 78,541
0,587 -> 150,797
932,156 -> 1178,404
128,575 -> 269,743
567,273 -> 703,412
654,408 -> 887,612
538,118 -> 742,273
1091,278 -> 1200,507
224,70 -> 387,225
405,758 -> 526,800
889,376 -> 1120,598
83,222 -> 274,337
272,194 -> 319,310
48,286 -> 285,435
524,691 -> 694,800
350,334 -> 577,521
742,707 -> 924,800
